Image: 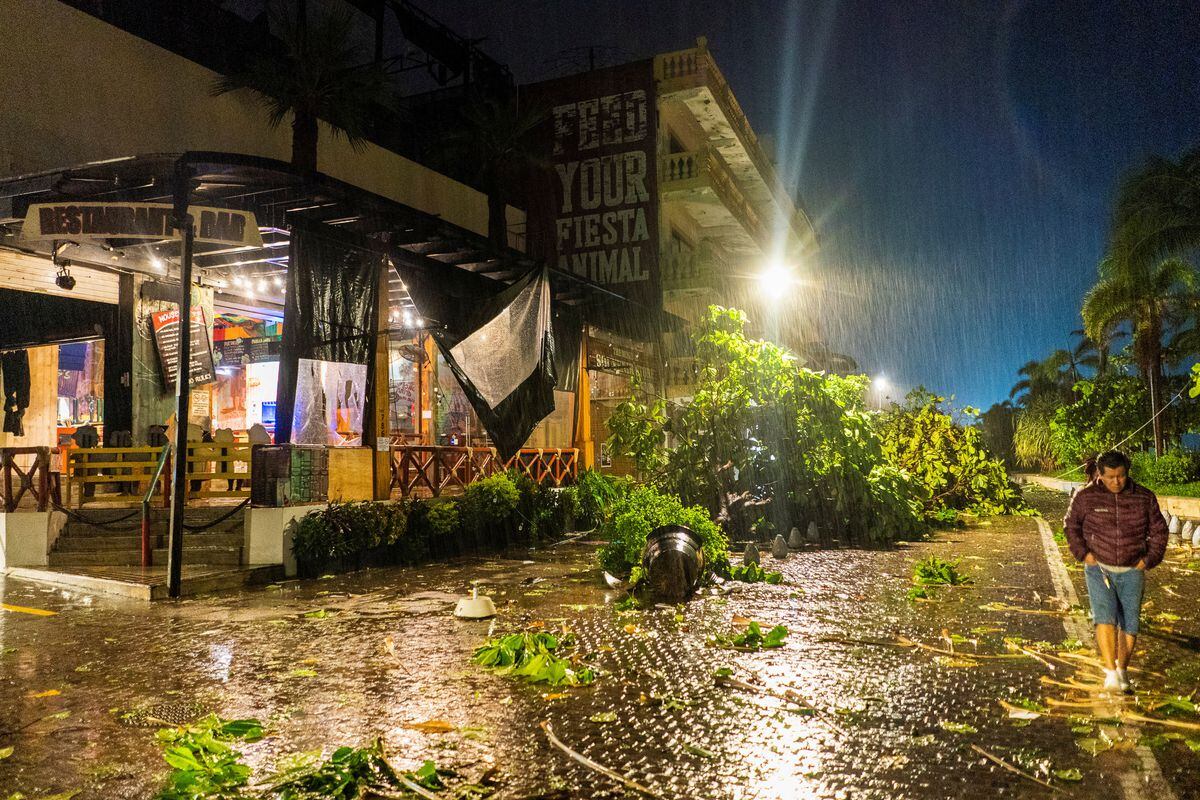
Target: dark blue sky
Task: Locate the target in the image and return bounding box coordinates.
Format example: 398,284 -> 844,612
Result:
435,0 -> 1200,409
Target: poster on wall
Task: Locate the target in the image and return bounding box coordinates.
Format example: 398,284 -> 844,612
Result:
291,358 -> 367,447
524,60 -> 662,310
151,307 -> 216,389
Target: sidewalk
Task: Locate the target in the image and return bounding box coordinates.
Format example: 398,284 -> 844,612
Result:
1,507 -> 1196,799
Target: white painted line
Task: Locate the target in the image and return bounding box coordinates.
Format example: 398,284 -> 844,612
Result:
1036,517 -> 1174,800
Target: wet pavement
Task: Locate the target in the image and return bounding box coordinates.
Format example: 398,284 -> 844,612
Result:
2,495 -> 1199,799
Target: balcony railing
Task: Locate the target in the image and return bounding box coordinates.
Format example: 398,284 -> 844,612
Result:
655,39 -> 816,247
390,446 -> 579,498
660,149 -> 767,249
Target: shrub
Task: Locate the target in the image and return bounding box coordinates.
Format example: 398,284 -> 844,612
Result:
575,468 -> 628,530
878,389 -> 1029,519
290,501 -> 407,565
424,499 -> 461,540
460,473 -> 521,539
1132,449 -> 1200,486
597,485 -> 730,583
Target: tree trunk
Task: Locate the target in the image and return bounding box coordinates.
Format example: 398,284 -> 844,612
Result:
487,191 -> 507,248
1147,313 -> 1165,456
292,110 -> 319,173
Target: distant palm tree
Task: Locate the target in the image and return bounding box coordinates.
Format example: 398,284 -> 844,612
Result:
212,2 -> 388,173
438,92 -> 549,247
1109,149 -> 1200,276
1082,255 -> 1198,455
1009,353 -> 1073,406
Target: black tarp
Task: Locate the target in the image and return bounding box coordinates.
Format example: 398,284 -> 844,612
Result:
0,286 -> 132,437
1,350 -> 30,436
403,261 -> 556,460
275,225 -> 380,444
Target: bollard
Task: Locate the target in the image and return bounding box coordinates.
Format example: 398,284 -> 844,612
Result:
788,526 -> 804,549
771,535 -> 789,559
743,542 -> 760,566
641,525 -> 707,603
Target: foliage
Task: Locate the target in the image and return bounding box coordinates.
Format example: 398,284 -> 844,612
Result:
289,501 -> 406,565
574,468 -> 629,530
878,390 -> 1029,518
712,621 -> 789,650
911,555 -> 972,587
596,484 -> 730,582
979,401 -> 1018,468
606,378 -> 668,478
1132,449 -> 1200,486
154,716 -> 262,800
1048,375 -> 1149,468
1014,399 -> 1060,471
423,499 -> 461,540
729,563 -> 783,584
472,631 -> 596,686
607,306 -> 928,545
459,473 -> 521,538
262,740 -> 430,800
210,1 -> 388,171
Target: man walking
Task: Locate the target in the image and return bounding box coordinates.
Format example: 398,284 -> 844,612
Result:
1064,450 -> 1168,693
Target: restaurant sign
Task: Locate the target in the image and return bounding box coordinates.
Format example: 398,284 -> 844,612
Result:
21,202 -> 263,248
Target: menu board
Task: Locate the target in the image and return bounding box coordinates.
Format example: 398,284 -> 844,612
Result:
214,336 -> 281,367
151,307 -> 216,389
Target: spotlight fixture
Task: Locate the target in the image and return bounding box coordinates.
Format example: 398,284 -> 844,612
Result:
55,263 -> 76,291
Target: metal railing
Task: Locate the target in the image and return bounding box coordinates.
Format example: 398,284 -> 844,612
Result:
389,445 -> 580,498
140,443 -> 173,567
0,447 -> 60,512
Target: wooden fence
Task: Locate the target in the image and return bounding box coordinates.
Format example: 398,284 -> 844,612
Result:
389,446 -> 579,498
0,447 -> 60,512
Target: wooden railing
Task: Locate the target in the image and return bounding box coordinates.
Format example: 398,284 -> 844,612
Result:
65,446 -> 169,507
1,447 -> 60,512
390,446 -> 579,498
185,442 -> 252,501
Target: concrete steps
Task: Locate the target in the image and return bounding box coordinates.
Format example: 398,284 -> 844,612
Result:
50,506 -> 246,567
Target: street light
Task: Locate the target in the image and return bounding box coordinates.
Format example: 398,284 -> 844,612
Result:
758,259 -> 798,299
873,375 -> 889,410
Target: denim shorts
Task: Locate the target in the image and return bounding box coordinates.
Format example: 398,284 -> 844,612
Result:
1083,564 -> 1145,634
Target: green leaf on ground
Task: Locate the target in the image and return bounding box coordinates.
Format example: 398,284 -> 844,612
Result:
0,746 -> 12,760
938,721 -> 977,734
288,668 -> 317,678
1052,768 -> 1083,782
1076,737 -> 1113,756
684,743 -> 716,759
589,711 -> 618,723
302,609 -> 331,619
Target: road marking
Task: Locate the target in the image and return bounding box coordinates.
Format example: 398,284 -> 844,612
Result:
1036,516 -> 1174,800
1,603 -> 57,617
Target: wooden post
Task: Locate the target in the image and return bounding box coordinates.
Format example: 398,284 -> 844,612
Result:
573,331 -> 594,470
371,258 -> 391,500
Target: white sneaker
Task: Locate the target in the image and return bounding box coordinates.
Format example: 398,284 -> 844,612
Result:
1116,669 -> 1132,693
1103,669 -> 1122,693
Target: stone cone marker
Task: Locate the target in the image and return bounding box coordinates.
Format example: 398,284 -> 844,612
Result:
771,535 -> 789,559
743,542 -> 761,566
1168,514 -> 1183,547
806,521 -> 820,543
1193,525 -> 1200,549
1182,520 -> 1195,546
788,526 -> 804,549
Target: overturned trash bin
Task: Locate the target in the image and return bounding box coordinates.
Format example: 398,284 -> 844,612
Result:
642,525 -> 707,603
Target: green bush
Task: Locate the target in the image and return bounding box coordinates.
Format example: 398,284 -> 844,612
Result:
597,485 -> 730,583
460,473 -> 521,538
1132,449 -> 1200,486
878,389 -> 1030,520
290,501 -> 407,565
574,468 -> 628,530
424,499 -> 461,540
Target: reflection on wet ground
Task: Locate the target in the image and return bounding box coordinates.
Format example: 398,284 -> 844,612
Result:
1,495 -> 1198,799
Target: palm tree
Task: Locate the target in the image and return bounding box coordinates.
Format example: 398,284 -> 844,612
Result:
212,2 -> 388,173
1009,352 -> 1073,406
1082,255 -> 1198,455
438,91 -> 549,247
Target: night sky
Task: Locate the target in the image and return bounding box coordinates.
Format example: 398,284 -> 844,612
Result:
429,0 -> 1200,410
